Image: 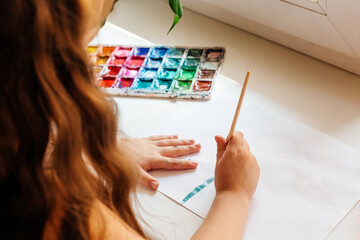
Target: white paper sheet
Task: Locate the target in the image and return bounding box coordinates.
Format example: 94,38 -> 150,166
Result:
96,23 -> 360,240
146,79 -> 360,240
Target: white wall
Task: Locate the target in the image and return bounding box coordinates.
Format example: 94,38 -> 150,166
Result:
180,0 -> 360,76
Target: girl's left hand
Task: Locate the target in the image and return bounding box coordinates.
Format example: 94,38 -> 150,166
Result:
118,135 -> 201,190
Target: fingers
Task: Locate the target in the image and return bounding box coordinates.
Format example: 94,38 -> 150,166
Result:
150,157 -> 198,170
139,169 -> 159,191
242,139 -> 250,152
215,135 -> 226,151
160,144 -> 201,157
227,131 -> 244,147
215,135 -> 226,161
139,157 -> 199,191
147,135 -> 178,141
155,138 -> 195,147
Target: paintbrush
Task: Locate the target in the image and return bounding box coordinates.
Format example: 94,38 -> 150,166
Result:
226,70 -> 251,142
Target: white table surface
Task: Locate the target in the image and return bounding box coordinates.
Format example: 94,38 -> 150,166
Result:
96,0 -> 360,238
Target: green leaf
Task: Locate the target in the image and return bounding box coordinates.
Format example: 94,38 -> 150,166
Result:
168,0 -> 183,34
167,15 -> 180,34
169,0 -> 183,18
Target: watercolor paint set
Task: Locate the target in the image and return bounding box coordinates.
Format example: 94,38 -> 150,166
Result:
87,45 -> 225,99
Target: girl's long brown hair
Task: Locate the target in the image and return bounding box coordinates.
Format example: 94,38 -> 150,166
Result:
0,0 -> 145,239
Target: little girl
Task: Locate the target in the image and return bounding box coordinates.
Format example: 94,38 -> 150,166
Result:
0,0 -> 260,239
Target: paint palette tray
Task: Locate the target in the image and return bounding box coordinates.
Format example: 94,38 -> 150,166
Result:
87,45 -> 225,99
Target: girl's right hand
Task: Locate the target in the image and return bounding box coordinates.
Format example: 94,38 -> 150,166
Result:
214,131 -> 260,201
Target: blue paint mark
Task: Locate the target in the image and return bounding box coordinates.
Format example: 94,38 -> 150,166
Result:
134,47 -> 150,57
145,58 -> 162,69
163,57 -> 181,69
138,68 -> 157,79
157,68 -> 177,80
150,47 -> 168,59
180,176 -> 215,204
131,79 -> 153,90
